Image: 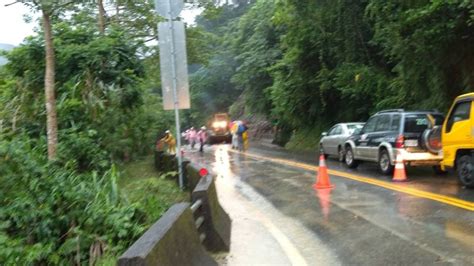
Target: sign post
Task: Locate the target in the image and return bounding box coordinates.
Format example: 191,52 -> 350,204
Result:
155,0 -> 190,189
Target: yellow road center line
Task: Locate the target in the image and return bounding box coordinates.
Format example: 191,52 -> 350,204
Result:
229,150 -> 474,211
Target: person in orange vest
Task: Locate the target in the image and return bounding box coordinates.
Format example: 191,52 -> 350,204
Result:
160,130 -> 176,155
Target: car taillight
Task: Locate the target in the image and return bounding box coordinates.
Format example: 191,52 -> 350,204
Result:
395,135 -> 404,148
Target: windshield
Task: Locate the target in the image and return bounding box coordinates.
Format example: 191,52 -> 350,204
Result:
404,114 -> 444,133
215,114 -> 228,121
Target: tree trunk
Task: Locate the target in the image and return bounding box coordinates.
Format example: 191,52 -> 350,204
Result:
42,9 -> 58,160
98,0 -> 106,34
115,0 -> 120,21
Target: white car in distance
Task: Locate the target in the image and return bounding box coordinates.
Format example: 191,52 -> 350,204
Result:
320,123 -> 365,162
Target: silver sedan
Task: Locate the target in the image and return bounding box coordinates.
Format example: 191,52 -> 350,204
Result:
320,123 -> 364,162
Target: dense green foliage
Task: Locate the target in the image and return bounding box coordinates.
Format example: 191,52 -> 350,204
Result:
0,137 -> 143,264
0,2 -> 185,264
181,6 -> 244,126
119,156 -> 187,225
190,0 -> 474,145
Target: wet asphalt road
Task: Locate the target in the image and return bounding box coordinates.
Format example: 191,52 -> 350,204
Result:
184,141 -> 474,265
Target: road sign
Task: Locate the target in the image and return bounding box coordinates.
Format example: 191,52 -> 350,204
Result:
158,21 -> 190,110
155,0 -> 188,190
155,0 -> 184,19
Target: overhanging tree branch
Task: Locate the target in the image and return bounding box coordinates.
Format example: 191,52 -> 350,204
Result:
5,1 -> 20,7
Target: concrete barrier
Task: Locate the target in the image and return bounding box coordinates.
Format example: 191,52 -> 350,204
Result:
154,151 -> 175,172
192,174 -> 232,252
154,152 -> 191,187
118,162 -> 231,265
186,162 -> 203,191
118,203 -> 217,266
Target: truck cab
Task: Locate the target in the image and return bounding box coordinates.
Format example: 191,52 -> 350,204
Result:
208,113 -> 232,144
441,92 -> 474,187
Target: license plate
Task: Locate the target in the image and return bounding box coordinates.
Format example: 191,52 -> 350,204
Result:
405,139 -> 418,147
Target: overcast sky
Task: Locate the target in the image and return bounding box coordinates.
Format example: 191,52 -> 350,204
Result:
0,2 -> 201,46
0,2 -> 37,45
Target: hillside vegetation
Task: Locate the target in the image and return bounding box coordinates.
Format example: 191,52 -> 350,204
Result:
0,1 -> 188,264
187,0 -> 474,147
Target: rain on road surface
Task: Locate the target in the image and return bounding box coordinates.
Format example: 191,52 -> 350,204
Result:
184,142 -> 474,265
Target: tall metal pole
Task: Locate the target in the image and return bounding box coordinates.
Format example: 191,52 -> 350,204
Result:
167,0 -> 184,189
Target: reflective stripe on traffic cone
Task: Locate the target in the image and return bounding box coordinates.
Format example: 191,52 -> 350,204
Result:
392,154 -> 408,182
313,154 -> 335,189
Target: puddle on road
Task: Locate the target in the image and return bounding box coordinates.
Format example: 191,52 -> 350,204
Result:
207,146 -> 340,266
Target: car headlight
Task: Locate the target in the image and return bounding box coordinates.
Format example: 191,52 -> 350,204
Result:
213,121 -> 227,128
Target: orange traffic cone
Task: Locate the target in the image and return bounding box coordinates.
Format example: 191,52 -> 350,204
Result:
313,153 -> 335,189
392,154 -> 408,182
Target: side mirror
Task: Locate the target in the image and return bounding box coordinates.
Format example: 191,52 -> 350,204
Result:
322,132 -> 328,137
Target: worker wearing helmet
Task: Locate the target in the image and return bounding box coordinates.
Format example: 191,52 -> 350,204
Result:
161,130 -> 176,155
197,126 -> 208,153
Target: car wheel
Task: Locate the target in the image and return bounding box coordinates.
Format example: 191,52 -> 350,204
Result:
432,165 -> 447,175
378,149 -> 394,175
345,146 -> 359,168
457,155 -> 474,188
338,146 -> 345,162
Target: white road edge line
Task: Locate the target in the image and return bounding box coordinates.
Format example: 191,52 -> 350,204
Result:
215,147 -> 309,266
251,207 -> 309,266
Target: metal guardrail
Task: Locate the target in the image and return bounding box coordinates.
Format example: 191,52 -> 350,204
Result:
189,170 -> 230,250
191,198 -> 206,243
199,233 -> 206,242
191,199 -> 202,213
195,216 -> 205,229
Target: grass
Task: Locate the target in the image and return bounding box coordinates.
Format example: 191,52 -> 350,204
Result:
97,156 -> 189,265
285,127 -> 322,151
118,155 -> 189,226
